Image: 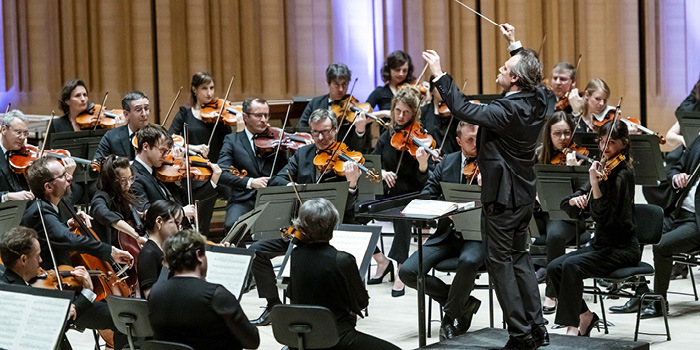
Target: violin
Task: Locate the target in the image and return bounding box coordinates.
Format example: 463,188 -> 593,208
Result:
155,154 -> 247,182
463,161 -> 480,184
75,103 -> 124,129
592,108 -> 616,128
200,99 -> 240,126
254,126 -> 312,156
555,95 -> 571,112
280,226 -> 309,244
30,265 -> 102,291
9,144 -> 94,175
596,153 -> 626,182
550,143 -> 592,165
312,142 -> 381,182
390,122 -> 440,159
330,96 -> 387,127
437,101 -> 450,116
619,117 -> 666,144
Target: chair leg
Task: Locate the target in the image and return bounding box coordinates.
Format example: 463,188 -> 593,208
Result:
427,294 -> 433,338
689,266 -> 698,301
91,330 -> 100,350
598,288 -> 609,334
660,295 -> 671,341
488,275 -> 494,328
297,334 -> 305,350
635,294 -> 645,341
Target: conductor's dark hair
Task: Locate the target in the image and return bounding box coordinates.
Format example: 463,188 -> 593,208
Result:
511,49 -> 543,92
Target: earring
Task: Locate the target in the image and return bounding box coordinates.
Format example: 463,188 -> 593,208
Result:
158,224 -> 161,230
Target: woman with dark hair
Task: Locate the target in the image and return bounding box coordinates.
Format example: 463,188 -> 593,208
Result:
148,229 -> 259,350
289,198 -> 400,350
53,79 -> 91,133
366,50 -> 418,119
538,111 -> 582,165
548,119 -> 639,336
90,155 -> 146,247
136,199 -> 183,297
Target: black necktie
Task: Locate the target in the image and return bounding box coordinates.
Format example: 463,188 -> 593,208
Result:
129,133 -> 135,159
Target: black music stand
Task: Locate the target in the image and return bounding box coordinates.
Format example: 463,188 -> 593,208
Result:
573,132 -> 600,157
0,199 -> 28,234
630,134 -> 666,186
253,182 -> 349,241
535,164 -> 590,220
440,183 -> 482,241
356,196 -> 482,347
356,154 -> 384,206
220,202 -> 270,246
677,111 -> 700,146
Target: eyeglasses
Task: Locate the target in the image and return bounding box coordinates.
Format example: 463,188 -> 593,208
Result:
154,146 -> 171,156
48,172 -> 69,183
118,176 -> 136,186
310,129 -> 335,137
247,113 -> 270,120
10,128 -> 29,138
551,130 -> 572,138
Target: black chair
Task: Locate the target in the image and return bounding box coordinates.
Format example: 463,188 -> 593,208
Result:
105,295 -> 153,350
670,248 -> 700,301
141,340 -> 194,350
582,204 -> 671,341
271,304 -> 339,350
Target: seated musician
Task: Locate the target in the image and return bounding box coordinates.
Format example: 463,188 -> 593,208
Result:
94,91 -> 151,161
288,198 -> 400,350
218,97 -> 288,232
53,79 -> 100,133
296,62 -> 371,153
130,124 -> 221,220
247,108 -> 361,326
367,50 -> 419,119
420,77 -> 460,156
0,110 -> 34,203
549,62 -> 577,114
90,155 -> 146,247
0,226 -> 128,348
399,121 -> 483,340
137,199 -> 183,298
567,78 -> 615,134
148,229 -> 260,350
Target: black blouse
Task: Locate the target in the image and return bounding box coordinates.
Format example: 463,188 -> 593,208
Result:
169,107 -> 232,163
421,103 -> 459,155
366,85 -> 394,111
137,240 -> 163,293
90,190 -> 137,246
49,114 -> 75,134
372,127 -> 430,197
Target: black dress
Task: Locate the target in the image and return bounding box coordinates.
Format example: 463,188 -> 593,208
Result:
366,85 -> 394,111
137,240 -> 163,293
49,114 -> 75,133
90,189 -> 140,246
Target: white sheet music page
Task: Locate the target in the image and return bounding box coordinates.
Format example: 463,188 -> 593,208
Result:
401,199 -> 475,216
0,289 -> 71,350
281,229 -> 373,277
205,251 -> 253,299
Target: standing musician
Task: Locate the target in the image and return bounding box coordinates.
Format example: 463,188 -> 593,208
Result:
400,121 -> 484,340
130,124 -> 221,221
0,226 -> 128,349
549,120 -> 639,336
367,50 -> 420,118
288,198 -> 400,350
370,85 -> 432,297
296,63 -> 371,153
169,72 -> 233,235
421,76 -> 460,156
137,199 -> 183,298
0,110 -> 34,203
148,229 -> 260,350
90,155 -> 147,247
423,23 -> 549,349
94,91 -> 151,161
218,98 -> 288,232
248,109 -> 361,326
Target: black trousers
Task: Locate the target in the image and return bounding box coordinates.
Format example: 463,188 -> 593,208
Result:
291,328 -> 400,350
225,200 -> 255,233
400,234 -> 484,320
249,237 -> 289,299
481,202 -> 543,337
542,219 -> 585,298
653,209 -> 700,297
72,300 -> 127,349
387,219 -> 412,264
548,243 -> 640,327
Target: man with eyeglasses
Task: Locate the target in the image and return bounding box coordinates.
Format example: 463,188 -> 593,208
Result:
131,124 -> 222,221
94,91 -> 152,161
218,98 -> 289,232
245,109 -> 362,326
0,110 -> 37,203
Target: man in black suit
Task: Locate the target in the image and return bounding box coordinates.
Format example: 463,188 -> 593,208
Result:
400,121 -> 484,340
93,91 -> 151,161
246,109 -> 361,326
296,62 -> 371,153
423,23 -> 548,350
0,110 -> 34,203
131,124 -> 221,221
218,98 -> 289,232
0,226 -> 128,349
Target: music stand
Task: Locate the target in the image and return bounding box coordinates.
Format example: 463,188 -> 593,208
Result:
535,164 -> 590,220
573,132 -> 600,156
220,202 -> 270,246
440,183 -> 483,241
630,134 -> 666,185
356,154 -> 384,206
0,199 -> 28,234
253,182 -> 349,241
676,111 -> 700,146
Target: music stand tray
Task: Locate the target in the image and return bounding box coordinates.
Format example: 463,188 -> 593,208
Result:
220,202 -> 270,246
535,164 -> 590,220
440,183 -> 482,241
676,111 -> 700,146
0,199 -> 28,234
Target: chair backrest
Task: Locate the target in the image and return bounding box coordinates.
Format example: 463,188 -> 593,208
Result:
105,295 -> 154,338
634,204 -> 664,245
271,304 -> 339,350
142,340 -> 194,350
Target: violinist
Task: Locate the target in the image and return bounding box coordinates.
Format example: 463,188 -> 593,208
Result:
568,78 -> 615,133
296,63 -> 371,153
249,109 -> 361,326
537,111 -> 586,166
0,226 -> 128,349
550,119 -> 639,336
94,91 -> 151,161
53,79 -> 91,133
367,50 -> 420,119
0,110 -> 34,203
420,76 -> 460,155
400,121 -> 484,340
550,62 -> 576,113
370,85 -> 432,297
218,98 -> 288,231
137,199 -> 183,298
131,124 -> 221,219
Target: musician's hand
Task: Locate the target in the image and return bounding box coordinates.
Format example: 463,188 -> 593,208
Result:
568,88 -> 585,115
183,204 -> 196,219
354,112 -> 368,134
673,173 -> 690,189
477,173 -> 482,186
415,147 -> 430,170
68,211 -> 93,229
191,144 -> 210,158
499,23 -> 516,44
7,190 -> 34,201
589,160 -> 604,185
137,236 -> 148,248
565,152 -> 583,166
221,242 -> 231,247
114,113 -> 126,126
251,177 -> 269,189
69,304 -> 77,321
626,123 -> 642,135
422,50 -> 444,78
111,247 -> 134,267
569,195 -> 588,209
343,161 -> 361,189
382,170 -> 397,188
63,158 -> 77,176
71,265 -> 94,291
209,162 -> 222,185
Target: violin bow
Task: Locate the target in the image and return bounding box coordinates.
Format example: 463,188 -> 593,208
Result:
438,116 -> 455,155
452,0 -> 499,26
4,103 -> 10,114
337,78 -> 359,129
288,173 -> 303,205
161,86 -> 183,127
39,111 -> 56,157
92,91 -> 109,131
270,103 -> 292,177
183,122 -> 199,232
35,198 -> 65,290
207,75 -> 235,147
538,32 -> 547,58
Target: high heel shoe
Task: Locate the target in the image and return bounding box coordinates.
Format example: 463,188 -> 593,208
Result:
367,262 -> 394,285
580,313 -> 600,337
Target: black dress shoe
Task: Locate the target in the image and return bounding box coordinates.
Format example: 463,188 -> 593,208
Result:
455,296 -> 481,335
367,263 -> 394,285
391,287 -> 405,297
542,305 -> 556,315
640,300 -> 667,319
439,322 -> 457,341
250,306 -> 273,326
531,325 -> 550,347
580,313 -> 600,337
499,335 -> 537,350
670,263 -> 689,280
535,267 -> 547,284
609,297 -> 640,313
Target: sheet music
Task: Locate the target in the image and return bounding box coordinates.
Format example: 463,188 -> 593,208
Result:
0,290 -> 71,350
282,229 -> 374,277
205,251 -> 253,300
